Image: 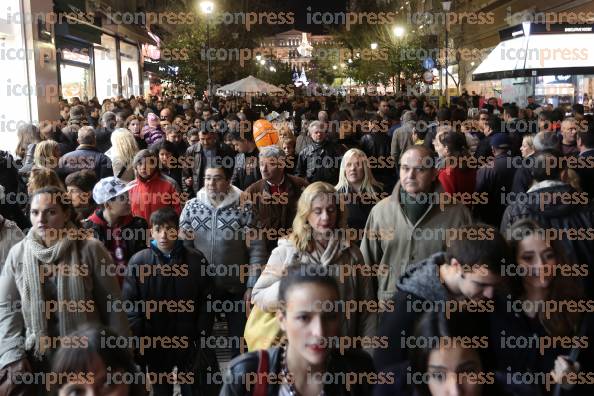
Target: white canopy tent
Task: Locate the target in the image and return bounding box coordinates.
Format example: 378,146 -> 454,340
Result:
215,75 -> 285,97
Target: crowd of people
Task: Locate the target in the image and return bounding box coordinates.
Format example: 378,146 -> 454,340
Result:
0,91 -> 593,396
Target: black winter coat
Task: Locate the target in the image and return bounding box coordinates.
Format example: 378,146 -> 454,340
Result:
500,182 -> 594,295
59,145 -> 113,180
489,296 -> 594,396
220,347 -> 375,396
295,140 -> 345,184
374,252 -> 452,371
95,126 -> 114,153
231,149 -> 261,190
122,244 -> 214,371
475,154 -> 518,226
576,150 -> 594,200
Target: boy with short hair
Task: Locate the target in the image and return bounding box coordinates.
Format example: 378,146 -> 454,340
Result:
373,224 -> 510,371
123,207 -> 214,396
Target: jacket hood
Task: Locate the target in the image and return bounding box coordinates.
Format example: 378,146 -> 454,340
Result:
397,252 -> 449,301
525,182 -> 580,217
197,185 -> 242,209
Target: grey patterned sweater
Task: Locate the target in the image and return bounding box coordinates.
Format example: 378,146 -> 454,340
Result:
179,185 -> 267,294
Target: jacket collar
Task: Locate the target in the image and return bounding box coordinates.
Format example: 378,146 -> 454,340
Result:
197,185 -> 242,208
88,208 -> 134,228
76,144 -> 98,151
150,239 -> 184,262
527,180 -> 567,193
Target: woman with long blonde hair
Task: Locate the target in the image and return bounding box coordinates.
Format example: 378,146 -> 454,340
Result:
251,181 -> 376,341
335,148 -> 384,243
107,128 -> 139,182
33,140 -> 60,169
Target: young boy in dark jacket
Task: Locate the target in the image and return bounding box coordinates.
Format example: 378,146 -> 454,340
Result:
373,224 -> 510,372
122,207 -> 214,396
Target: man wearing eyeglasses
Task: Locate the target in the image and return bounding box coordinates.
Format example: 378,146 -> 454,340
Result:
361,146 -> 472,301
82,176 -> 149,287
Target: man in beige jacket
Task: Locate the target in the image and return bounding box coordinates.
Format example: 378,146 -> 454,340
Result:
361,146 -> 473,301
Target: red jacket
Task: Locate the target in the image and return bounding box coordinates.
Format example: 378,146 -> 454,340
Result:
128,171 -> 182,224
438,166 -> 477,195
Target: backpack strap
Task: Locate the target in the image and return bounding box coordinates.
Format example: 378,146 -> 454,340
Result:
253,349 -> 269,396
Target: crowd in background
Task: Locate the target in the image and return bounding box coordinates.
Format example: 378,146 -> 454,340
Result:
0,90 -> 593,396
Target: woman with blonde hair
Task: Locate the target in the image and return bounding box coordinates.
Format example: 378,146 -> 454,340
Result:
27,166 -> 64,194
335,148 -> 384,243
251,181 -> 376,340
520,134 -> 536,158
33,140 -> 61,169
107,128 -> 139,182
15,123 -> 41,165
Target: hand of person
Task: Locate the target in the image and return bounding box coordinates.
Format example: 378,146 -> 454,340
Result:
244,288 -> 253,318
550,355 -> 580,389
184,177 -> 193,187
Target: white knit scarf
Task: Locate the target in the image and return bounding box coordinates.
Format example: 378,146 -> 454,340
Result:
21,226 -> 86,360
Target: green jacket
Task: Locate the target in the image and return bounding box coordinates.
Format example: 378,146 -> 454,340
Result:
361,182 -> 473,301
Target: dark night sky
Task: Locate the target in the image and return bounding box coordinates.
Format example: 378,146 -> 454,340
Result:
284,0 -> 347,33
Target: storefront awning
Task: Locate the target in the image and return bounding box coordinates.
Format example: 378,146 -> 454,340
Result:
473,32 -> 594,81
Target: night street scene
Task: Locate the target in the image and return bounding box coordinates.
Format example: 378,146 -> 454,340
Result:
1,0 -> 594,395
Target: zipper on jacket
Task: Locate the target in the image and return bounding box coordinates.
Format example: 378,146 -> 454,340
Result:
211,206 -> 217,265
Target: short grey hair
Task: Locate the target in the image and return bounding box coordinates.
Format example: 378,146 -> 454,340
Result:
308,120 -> 324,135
101,111 -> 116,124
533,131 -> 560,152
78,126 -> 95,145
259,145 -> 286,159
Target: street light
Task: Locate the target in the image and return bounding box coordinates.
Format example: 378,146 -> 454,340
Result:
200,0 -> 214,13
332,65 -> 338,70
442,1 -> 452,104
393,26 -> 405,38
370,42 -> 378,50
259,59 -> 266,65
200,1 -> 214,97
256,54 -> 262,61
